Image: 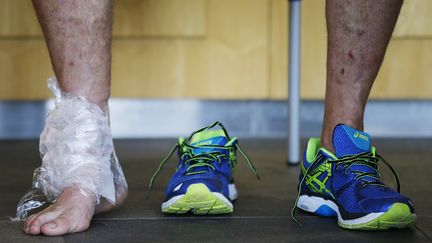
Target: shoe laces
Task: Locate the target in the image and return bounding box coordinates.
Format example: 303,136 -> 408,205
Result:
291,151 -> 400,226
330,152 -> 400,190
148,121 -> 260,195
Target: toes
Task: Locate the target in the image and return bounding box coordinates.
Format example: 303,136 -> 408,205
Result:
26,208 -> 61,235
22,187 -> 97,236
40,216 -> 90,236
40,217 -> 68,236
23,214 -> 38,234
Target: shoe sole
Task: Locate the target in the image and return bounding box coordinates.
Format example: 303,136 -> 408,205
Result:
297,195 -> 416,230
162,183 -> 233,214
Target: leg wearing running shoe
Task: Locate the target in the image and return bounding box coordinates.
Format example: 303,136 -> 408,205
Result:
321,0 -> 403,152
23,0 -> 126,236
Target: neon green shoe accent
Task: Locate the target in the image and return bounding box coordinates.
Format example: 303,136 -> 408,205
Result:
301,159 -> 334,198
162,183 -> 233,215
190,129 -> 226,144
305,138 -> 321,162
338,203 -> 416,230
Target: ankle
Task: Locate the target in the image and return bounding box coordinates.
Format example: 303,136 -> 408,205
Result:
320,132 -> 334,153
321,120 -> 364,153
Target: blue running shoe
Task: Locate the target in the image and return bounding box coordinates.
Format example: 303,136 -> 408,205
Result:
149,122 -> 259,214
293,124 -> 416,230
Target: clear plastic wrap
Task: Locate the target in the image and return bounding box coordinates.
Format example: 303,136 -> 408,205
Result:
15,77 -> 127,220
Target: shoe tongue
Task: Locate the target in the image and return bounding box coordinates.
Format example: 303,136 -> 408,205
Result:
189,129 -> 228,154
185,129 -> 228,174
333,124 -> 371,158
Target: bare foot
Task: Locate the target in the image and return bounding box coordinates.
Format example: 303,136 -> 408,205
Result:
23,186 -> 127,236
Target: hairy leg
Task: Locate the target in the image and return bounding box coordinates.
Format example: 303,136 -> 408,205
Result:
33,0 -> 113,108
23,0 -> 126,236
321,0 -> 403,151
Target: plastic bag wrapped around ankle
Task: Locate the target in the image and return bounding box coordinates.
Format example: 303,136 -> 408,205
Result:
15,77 -> 127,220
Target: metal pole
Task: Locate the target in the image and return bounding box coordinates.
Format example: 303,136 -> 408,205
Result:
288,0 -> 301,165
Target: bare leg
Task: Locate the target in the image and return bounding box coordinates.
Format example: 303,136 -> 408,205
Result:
33,0 -> 112,108
321,0 -> 403,151
23,0 -> 126,236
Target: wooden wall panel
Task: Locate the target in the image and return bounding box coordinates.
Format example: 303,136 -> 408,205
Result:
300,0 -> 327,99
182,0 -> 269,99
270,0 -> 432,99
111,40 -> 186,97
0,0 -> 206,38
0,41 -> 52,99
113,0 -> 206,37
394,0 -> 432,38
269,0 -> 327,99
372,39 -> 432,98
112,0 -> 269,99
1,0 -> 432,100
269,0 -> 288,99
0,0 -> 269,99
0,0 -> 40,37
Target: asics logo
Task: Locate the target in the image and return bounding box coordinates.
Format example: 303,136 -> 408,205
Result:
354,132 -> 368,141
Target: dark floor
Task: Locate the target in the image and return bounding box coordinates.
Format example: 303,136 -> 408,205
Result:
0,138 -> 431,243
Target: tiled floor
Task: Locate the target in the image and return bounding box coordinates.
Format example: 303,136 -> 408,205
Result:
0,138 -> 431,242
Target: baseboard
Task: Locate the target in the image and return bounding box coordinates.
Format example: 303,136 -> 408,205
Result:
0,99 -> 431,139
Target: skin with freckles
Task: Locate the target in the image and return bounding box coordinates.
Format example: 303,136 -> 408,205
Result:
322,0 -> 404,152
32,0 -> 113,108
25,0 -> 127,236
